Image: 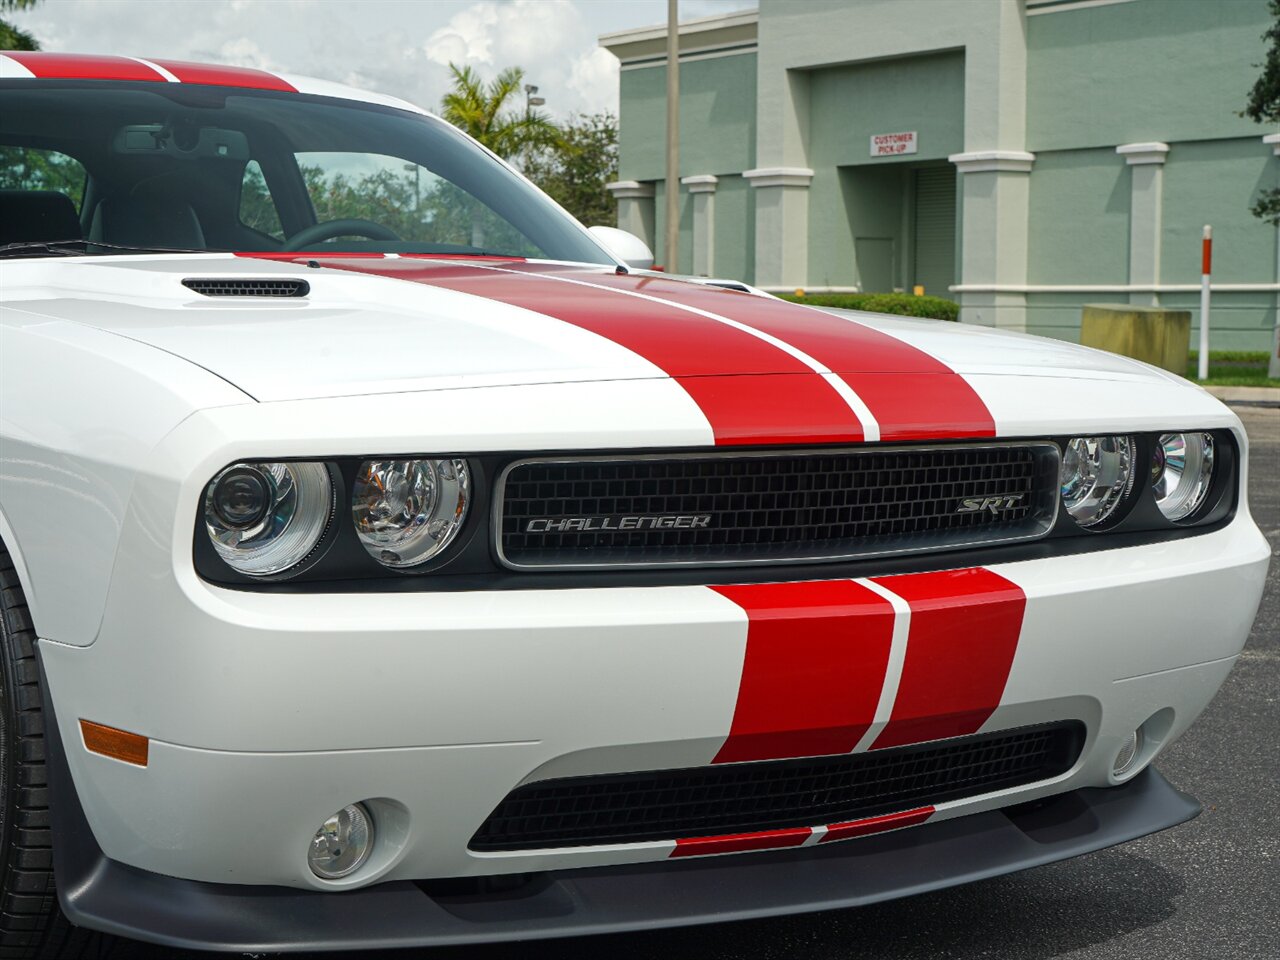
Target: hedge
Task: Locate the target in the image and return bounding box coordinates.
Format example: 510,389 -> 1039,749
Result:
775,292 -> 959,322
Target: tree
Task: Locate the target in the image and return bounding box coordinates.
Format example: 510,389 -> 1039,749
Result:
440,64 -> 559,161
1,0 -> 40,51
1245,0 -> 1280,224
524,112 -> 618,227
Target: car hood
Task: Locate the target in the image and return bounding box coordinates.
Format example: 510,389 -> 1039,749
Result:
3,254 -> 1200,441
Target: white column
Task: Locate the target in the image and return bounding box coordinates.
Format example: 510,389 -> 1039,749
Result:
1116,142 -> 1170,306
604,180 -> 656,251
744,167 -> 814,290
680,175 -> 718,277
949,150 -> 1034,330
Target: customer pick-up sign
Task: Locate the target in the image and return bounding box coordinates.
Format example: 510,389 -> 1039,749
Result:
870,131 -> 918,157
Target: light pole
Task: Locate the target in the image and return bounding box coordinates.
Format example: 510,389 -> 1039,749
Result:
524,83 -> 545,115
665,0 -> 679,271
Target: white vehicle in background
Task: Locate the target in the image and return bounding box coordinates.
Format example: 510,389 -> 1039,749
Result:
0,52 -> 1269,955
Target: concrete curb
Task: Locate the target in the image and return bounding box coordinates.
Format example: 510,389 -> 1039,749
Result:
1203,385 -> 1280,407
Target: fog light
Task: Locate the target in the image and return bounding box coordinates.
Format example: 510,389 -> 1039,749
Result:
309,803 -> 374,879
1113,729 -> 1143,777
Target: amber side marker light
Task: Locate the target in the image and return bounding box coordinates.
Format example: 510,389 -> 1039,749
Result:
80,719 -> 149,767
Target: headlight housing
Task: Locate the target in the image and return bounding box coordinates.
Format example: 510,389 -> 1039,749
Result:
1059,436 -> 1136,528
203,461 -> 334,577
1152,432 -> 1215,522
351,459 -> 471,568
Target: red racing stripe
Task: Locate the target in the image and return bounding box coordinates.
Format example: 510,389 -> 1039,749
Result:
4,52 -> 165,82
710,580 -> 895,763
869,568 -> 1026,750
580,272 -> 996,441
248,256 -> 867,446
149,59 -> 296,91
820,806 -> 935,843
670,827 -> 811,858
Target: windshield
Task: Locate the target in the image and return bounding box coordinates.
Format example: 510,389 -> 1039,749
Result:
0,80 -> 613,263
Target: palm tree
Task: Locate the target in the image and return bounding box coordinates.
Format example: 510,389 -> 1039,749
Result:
441,64 -> 559,161
1,0 -> 40,51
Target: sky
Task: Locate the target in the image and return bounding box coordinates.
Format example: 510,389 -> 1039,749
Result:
10,0 -> 757,119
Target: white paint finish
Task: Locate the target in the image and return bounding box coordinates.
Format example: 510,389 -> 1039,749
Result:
680,174 -> 719,193
742,167 -> 815,188
605,180 -> 656,199
0,311 -> 249,645
445,261 -> 883,440
276,72 -> 429,116
0,54 -> 34,78
126,57 -> 180,83
39,514 -> 1268,886
1123,145 -> 1167,303
1116,142 -> 1170,166
850,578 -> 911,754
0,256 -> 687,402
950,150 -> 1037,174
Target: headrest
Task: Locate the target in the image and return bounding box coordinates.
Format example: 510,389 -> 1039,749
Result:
91,193 -> 205,249
0,189 -> 82,246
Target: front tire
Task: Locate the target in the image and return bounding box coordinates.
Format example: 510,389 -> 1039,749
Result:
0,541 -> 104,959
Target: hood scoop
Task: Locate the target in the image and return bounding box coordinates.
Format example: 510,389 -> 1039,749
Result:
182,277 -> 309,298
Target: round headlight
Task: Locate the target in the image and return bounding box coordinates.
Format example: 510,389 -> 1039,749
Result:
352,459 -> 470,568
1060,436 -> 1135,528
1152,432 -> 1215,521
204,461 -> 334,577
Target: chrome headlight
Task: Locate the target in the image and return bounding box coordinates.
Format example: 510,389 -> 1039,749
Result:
1060,436 -> 1135,528
352,459 -> 470,567
204,461 -> 334,576
1152,432 -> 1215,521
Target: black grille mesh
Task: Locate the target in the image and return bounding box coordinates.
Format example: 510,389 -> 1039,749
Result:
499,444 -> 1059,568
471,723 -> 1084,851
182,278 -> 309,297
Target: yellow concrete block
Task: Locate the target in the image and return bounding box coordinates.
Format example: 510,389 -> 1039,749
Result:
1080,303 -> 1191,375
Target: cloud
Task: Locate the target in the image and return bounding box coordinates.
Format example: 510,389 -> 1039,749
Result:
7,0 -> 749,119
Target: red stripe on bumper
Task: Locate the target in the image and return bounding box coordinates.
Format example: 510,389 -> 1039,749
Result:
265,258 -> 866,446
581,274 -> 996,440
4,52 -> 165,82
869,568 -> 1026,750
149,59 -> 296,91
670,827 -> 812,858
820,806 -> 935,843
710,580 -> 895,763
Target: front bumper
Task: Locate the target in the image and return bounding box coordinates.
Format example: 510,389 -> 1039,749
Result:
45,677 -> 1199,955
38,501 -> 1269,899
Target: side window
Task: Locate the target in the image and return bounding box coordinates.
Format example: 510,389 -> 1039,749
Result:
0,147 -> 87,211
239,160 -> 284,240
295,151 -> 538,255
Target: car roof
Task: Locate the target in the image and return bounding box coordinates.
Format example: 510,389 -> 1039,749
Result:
0,51 -> 430,117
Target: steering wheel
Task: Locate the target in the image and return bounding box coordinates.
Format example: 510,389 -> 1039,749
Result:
282,218 -> 402,251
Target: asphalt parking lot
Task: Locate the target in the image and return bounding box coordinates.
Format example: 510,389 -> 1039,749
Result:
112,405 -> 1278,960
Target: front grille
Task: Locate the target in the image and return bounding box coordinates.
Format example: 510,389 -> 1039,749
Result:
471,722 -> 1084,851
182,278 -> 309,297
498,443 -> 1060,569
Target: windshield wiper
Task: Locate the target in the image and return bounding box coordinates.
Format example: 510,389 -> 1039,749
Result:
0,239 -> 219,258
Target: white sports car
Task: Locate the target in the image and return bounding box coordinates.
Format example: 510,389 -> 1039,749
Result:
0,52 -> 1270,955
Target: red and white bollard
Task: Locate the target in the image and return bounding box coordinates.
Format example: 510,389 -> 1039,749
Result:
1198,225 -> 1212,381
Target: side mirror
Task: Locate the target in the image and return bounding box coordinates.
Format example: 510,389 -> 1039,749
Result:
588,225 -> 654,271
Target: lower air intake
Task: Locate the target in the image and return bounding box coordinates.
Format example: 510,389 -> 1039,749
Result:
470,721 -> 1085,851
